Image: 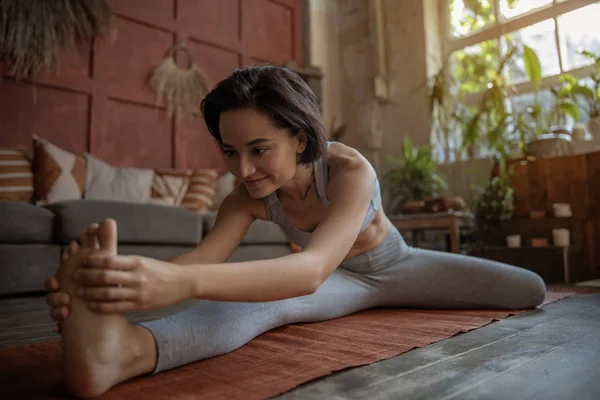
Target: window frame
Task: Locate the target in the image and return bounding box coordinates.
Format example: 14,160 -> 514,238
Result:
439,0 -> 597,104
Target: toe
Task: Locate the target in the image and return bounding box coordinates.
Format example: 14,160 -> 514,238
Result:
98,219 -> 118,255
88,223 -> 100,249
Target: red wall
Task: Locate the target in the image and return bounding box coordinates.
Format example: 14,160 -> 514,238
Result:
0,0 -> 303,172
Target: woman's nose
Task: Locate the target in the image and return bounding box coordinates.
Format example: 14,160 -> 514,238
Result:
237,156 -> 256,178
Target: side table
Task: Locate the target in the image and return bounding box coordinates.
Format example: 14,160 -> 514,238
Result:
389,212 -> 474,253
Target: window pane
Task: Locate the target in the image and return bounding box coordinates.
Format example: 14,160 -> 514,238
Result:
558,3 -> 600,71
503,19 -> 560,84
449,0 -> 495,38
499,0 -> 553,20
509,90 -> 554,115
578,77 -> 596,124
452,40 -> 500,94
507,90 -> 555,139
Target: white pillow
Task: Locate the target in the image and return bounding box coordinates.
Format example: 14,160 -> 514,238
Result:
210,172 -> 236,210
84,153 -> 154,203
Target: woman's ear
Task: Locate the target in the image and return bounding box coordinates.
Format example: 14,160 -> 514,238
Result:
296,131 -> 308,154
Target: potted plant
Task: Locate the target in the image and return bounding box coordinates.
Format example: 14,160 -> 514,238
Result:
383,137 -> 448,214
472,159 -> 515,245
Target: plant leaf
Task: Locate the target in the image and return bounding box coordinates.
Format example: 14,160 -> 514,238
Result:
523,45 -> 542,89
557,100 -> 580,121
572,85 -> 595,99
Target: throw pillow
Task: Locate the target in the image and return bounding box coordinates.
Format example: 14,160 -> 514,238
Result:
151,168 -> 192,206
84,153 -> 154,203
0,149 -> 34,202
32,135 -> 86,204
181,169 -> 218,212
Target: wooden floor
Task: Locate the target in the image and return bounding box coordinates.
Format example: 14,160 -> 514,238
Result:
1,292 -> 599,399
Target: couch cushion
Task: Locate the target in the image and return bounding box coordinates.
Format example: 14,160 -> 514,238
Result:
203,212 -> 288,244
0,201 -> 54,243
45,200 -> 203,245
0,244 -> 62,295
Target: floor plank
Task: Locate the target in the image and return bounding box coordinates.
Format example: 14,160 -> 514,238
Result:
453,330 -> 600,400
276,294 -> 600,399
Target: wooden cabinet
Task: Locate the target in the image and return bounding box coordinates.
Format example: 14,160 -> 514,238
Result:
471,218 -> 591,283
487,151 -> 600,281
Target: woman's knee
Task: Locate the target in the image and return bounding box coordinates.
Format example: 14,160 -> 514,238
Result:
509,269 -> 547,309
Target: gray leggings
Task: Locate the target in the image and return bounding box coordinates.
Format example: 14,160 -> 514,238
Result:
138,227 -> 546,374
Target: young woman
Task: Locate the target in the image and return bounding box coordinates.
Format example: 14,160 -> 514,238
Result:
45,65 -> 546,397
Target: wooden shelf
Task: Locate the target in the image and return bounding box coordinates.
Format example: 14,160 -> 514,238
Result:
480,245 -> 584,253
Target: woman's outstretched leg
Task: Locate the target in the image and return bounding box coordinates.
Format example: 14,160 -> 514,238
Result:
56,219 -> 158,398
137,258 -> 382,374
374,239 -> 547,310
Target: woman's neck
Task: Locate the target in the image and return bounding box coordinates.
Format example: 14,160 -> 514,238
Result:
277,164 -> 315,202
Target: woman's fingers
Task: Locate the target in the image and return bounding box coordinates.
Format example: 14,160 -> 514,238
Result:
83,254 -> 141,271
46,292 -> 70,307
44,276 -> 59,291
89,301 -> 138,313
77,286 -> 139,302
50,306 -> 69,321
73,267 -> 138,287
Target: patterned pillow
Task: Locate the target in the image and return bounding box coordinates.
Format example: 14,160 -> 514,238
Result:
181,169 -> 218,212
151,168 -> 192,206
0,149 -> 34,202
33,135 -> 86,204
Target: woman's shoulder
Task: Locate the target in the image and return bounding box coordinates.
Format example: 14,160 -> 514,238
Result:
326,141 -> 373,172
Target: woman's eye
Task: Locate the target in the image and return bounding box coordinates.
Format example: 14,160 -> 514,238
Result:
252,148 -> 266,155
223,150 -> 236,158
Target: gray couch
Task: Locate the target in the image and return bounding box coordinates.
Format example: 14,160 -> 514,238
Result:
0,200 -> 291,297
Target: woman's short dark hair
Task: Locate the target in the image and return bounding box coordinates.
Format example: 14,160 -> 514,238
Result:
201,65 -> 327,164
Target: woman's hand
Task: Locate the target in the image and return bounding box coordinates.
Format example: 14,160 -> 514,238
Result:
72,253 -> 193,313
45,223 -> 100,332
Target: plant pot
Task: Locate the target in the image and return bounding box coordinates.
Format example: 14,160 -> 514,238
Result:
444,196 -> 467,211
424,196 -> 448,213
525,133 -> 573,158
400,200 -> 425,214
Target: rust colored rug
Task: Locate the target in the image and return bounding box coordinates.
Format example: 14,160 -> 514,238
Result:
0,292 -> 576,399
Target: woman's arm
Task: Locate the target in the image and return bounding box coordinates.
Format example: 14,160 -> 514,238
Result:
170,186 -> 258,265
75,146 -> 375,308
182,145 -> 376,302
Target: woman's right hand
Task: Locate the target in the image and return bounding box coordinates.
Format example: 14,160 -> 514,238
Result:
45,223 -> 99,333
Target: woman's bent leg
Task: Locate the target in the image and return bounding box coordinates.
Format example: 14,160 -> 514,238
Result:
376,245 -> 547,310
138,266 -> 381,374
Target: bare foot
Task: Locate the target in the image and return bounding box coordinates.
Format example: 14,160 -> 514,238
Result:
55,219 -> 157,398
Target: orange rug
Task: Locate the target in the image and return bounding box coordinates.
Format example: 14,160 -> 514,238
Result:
0,291 -> 575,399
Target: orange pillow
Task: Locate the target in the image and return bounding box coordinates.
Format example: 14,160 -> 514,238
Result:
181,169 -> 218,212
151,168 -> 191,206
0,149 -> 34,202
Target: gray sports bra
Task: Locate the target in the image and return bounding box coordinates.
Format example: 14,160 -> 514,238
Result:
263,141 -> 381,248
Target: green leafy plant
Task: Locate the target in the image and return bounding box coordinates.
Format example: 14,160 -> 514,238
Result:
429,57 -> 459,162
473,173 -> 514,222
576,49 -> 600,120
456,47 -> 518,159
383,137 -> 448,212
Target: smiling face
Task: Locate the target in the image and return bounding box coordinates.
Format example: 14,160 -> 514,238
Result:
219,108 -> 307,198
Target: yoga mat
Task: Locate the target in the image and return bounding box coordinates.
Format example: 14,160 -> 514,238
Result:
0,292 -> 574,399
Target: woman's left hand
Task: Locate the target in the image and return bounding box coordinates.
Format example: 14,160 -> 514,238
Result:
72,254 -> 192,313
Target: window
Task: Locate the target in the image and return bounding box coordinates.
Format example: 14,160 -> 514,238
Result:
437,0 -> 600,162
